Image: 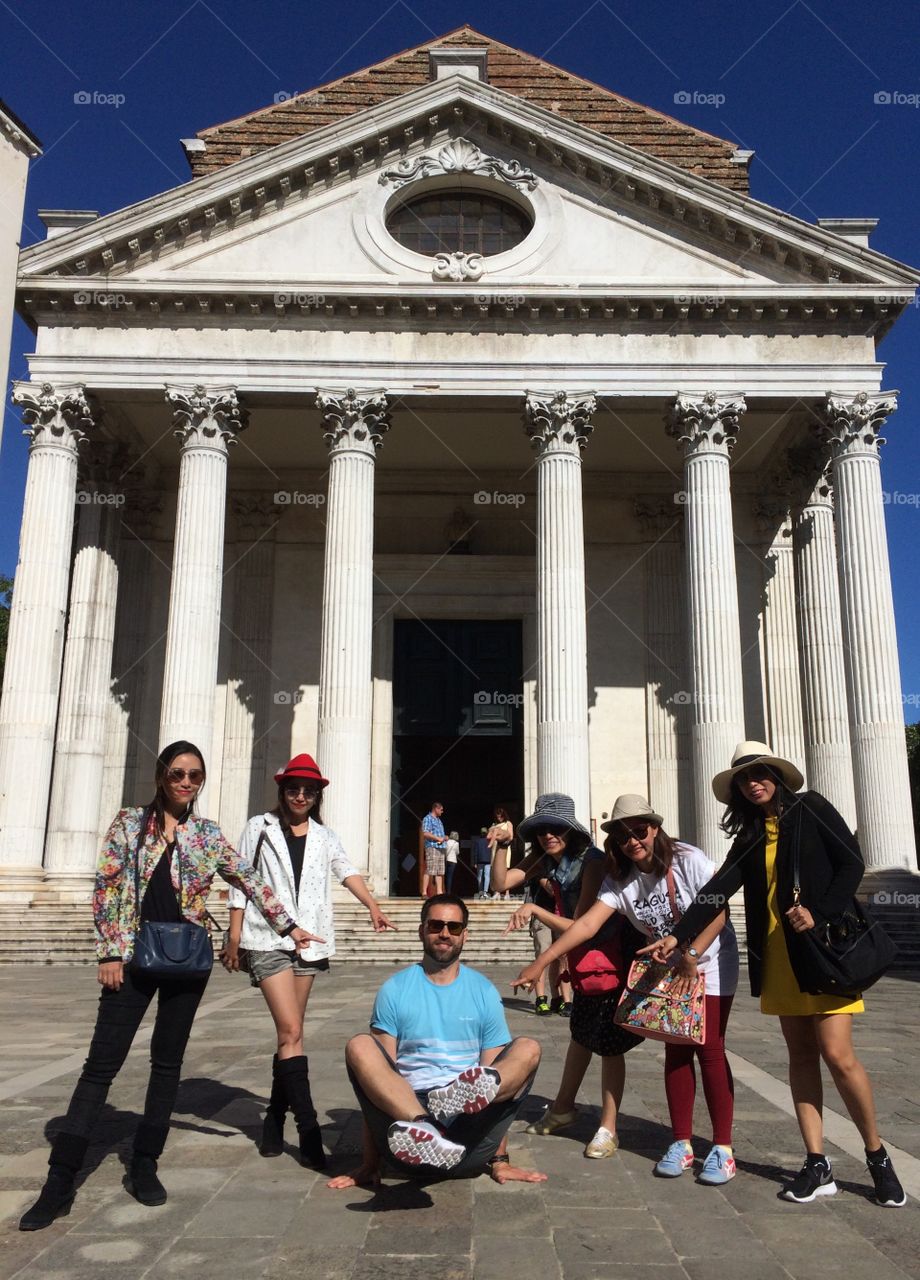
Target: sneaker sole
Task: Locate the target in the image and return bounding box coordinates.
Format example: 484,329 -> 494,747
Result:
780,1180 -> 838,1203
427,1068 -> 500,1124
387,1123 -> 464,1171
875,1194 -> 907,1207
697,1171 -> 736,1185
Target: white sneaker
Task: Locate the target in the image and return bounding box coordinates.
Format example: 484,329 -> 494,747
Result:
584,1127 -> 619,1159
387,1120 -> 465,1170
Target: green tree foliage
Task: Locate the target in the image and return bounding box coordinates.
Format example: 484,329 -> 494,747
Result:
0,576 -> 11,690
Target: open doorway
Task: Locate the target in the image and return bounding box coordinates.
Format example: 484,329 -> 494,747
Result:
390,619 -> 524,895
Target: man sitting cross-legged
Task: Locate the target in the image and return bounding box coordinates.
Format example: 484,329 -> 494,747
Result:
328,894 -> 546,1189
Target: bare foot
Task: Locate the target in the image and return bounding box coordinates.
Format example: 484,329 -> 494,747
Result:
327,1164 -> 380,1191
490,1163 -> 548,1185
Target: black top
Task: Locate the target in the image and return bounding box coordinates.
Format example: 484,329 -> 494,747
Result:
285,830 -> 307,898
140,841 -> 183,923
673,791 -> 863,996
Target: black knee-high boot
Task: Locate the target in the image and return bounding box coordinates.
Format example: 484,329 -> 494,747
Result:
260,1054 -> 287,1156
127,1120 -> 169,1206
277,1055 -> 326,1170
19,1132 -> 89,1231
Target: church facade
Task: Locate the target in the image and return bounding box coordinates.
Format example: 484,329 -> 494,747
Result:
1,27 -> 917,899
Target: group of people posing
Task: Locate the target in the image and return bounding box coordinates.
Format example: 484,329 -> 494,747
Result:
19,737 -> 906,1232
420,801 -> 515,900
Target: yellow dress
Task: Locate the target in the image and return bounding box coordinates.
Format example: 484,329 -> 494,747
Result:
760,816 -> 864,1016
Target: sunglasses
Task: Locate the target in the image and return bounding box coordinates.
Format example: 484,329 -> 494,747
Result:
165,768 -> 204,785
736,766 -> 772,785
283,784 -> 319,798
424,918 -> 466,936
532,826 -> 567,838
614,823 -> 651,844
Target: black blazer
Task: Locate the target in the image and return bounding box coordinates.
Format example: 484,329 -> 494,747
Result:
673,791 -> 864,997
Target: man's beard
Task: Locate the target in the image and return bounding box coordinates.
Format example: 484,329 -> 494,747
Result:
422,934 -> 464,966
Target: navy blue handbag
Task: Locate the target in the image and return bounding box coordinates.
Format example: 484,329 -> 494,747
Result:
131,818 -> 214,979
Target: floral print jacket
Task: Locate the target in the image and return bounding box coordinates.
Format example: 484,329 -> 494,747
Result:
94,807 -> 297,962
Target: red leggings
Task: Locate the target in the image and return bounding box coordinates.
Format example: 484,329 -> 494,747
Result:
664,994 -> 734,1146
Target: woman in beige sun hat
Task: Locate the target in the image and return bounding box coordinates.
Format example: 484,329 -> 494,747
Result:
644,740 -> 906,1209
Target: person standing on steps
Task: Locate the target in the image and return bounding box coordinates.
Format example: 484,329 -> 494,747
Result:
421,802 -> 458,898
19,741 -> 321,1233
221,753 -> 395,1170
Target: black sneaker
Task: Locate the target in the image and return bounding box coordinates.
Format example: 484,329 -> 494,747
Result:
866,1151 -> 907,1207
534,996 -> 551,1016
556,1001 -> 572,1018
780,1157 -> 837,1203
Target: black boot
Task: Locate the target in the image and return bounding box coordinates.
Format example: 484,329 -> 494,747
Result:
277,1055 -> 326,1170
127,1121 -> 168,1206
19,1133 -> 88,1231
260,1054 -> 287,1156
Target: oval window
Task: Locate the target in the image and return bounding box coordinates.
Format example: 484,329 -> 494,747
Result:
386,190 -> 533,257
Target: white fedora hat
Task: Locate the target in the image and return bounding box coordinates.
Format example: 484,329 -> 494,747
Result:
600,794 -> 664,833
712,741 -> 804,805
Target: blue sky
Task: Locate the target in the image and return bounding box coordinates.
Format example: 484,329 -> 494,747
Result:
1,0 -> 917,717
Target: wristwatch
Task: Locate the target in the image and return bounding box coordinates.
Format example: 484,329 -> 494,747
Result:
686,947 -> 700,959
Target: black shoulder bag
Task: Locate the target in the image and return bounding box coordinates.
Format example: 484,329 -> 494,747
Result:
131,814 -> 214,979
791,806 -> 897,998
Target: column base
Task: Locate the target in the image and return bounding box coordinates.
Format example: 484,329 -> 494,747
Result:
0,869 -> 93,906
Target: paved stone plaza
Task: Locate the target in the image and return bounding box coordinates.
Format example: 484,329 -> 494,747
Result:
0,962 -> 917,1280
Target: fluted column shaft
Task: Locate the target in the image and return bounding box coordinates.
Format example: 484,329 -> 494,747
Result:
821,392 -> 915,869
667,392 -> 746,861
45,481 -> 121,873
761,519 -> 807,779
316,389 -> 390,872
159,386 -> 248,769
525,391 -> 595,822
219,496 -> 278,843
792,467 -> 857,827
0,383 -> 95,869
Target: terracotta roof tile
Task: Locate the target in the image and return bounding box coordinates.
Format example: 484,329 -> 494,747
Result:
189,25 -> 747,192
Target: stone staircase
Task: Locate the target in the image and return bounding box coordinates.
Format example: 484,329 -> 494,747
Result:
856,870 -> 920,975
0,897 -> 535,966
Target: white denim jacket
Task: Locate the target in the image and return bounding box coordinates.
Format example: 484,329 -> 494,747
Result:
228,812 -> 359,961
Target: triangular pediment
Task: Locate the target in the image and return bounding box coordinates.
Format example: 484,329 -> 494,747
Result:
17,75 -> 918,332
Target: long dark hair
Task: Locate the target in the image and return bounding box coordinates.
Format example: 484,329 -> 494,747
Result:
721,767 -> 799,839
273,783 -> 324,831
604,826 -> 680,882
147,740 -> 205,838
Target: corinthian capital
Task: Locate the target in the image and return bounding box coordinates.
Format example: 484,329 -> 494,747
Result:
13,381 -> 95,451
166,384 -> 249,450
316,388 -> 390,455
523,391 -> 597,457
820,390 -> 898,459
666,391 -> 746,457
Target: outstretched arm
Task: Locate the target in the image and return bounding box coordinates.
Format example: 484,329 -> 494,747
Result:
512,899 -> 615,992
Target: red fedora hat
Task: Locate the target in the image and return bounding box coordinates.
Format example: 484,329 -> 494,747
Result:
274,753 -> 329,787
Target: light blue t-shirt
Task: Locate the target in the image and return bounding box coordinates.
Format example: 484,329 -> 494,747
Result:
370,963 -> 511,1091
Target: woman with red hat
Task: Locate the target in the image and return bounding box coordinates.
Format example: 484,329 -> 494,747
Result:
222,753 -> 395,1169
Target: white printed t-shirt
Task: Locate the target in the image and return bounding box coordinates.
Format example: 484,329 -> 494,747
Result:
371,962 -> 511,1092
597,844 -> 739,997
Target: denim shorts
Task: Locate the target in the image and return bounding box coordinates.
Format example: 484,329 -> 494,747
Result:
246,948 -> 330,988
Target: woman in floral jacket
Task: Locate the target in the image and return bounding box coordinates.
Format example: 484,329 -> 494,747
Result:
20,740 -> 320,1232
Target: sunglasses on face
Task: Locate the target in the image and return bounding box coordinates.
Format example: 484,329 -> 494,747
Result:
533,826 -> 566,839
615,823 -> 651,844
165,768 -> 204,785
736,766 -> 772,785
283,784 -> 319,798
424,918 -> 466,936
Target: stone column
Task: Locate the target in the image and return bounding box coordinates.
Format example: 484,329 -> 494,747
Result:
790,452 -> 857,827
634,497 -> 691,833
819,391 -> 915,869
0,383 -> 96,872
316,388 -> 390,872
524,390 -> 596,823
159,386 -> 248,774
666,391 -> 747,861
755,493 -> 808,780
219,494 -> 279,844
44,445 -> 126,876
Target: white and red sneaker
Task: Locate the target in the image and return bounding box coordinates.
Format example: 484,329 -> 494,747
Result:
387,1120 -> 465,1170
426,1067 -> 501,1125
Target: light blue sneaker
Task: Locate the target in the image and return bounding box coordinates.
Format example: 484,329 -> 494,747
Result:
697,1145 -> 736,1185
654,1140 -> 695,1177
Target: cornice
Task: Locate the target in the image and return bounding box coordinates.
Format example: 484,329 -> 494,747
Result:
17,76 -> 919,295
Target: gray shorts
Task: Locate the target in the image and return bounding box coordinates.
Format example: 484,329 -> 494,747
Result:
530,917 -> 554,960
246,948 -> 330,988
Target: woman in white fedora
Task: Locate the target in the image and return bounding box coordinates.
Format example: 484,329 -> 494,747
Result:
513,795 -> 738,1185
644,741 -> 906,1208
496,793 -> 643,1160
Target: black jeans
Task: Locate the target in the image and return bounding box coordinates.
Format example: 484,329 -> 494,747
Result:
60,964 -> 209,1151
